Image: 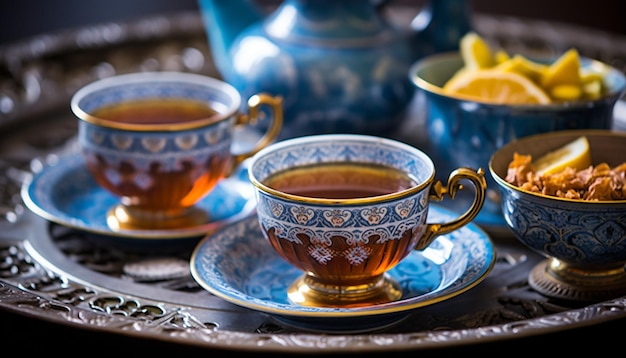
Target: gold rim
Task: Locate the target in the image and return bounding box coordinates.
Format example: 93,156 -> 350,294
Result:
248,134 -> 436,206
71,72 -> 240,131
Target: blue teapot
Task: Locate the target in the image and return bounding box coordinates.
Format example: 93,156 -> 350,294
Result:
197,0 -> 471,139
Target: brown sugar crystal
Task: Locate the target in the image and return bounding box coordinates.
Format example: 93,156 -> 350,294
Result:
506,153 -> 626,201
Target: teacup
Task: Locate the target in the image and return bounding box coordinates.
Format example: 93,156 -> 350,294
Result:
248,134 -> 487,308
71,71 -> 283,231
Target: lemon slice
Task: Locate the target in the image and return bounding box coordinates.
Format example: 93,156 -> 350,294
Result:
451,33 -> 607,103
493,54 -> 548,83
494,49 -> 510,65
532,136 -> 592,175
580,70 -> 606,99
549,84 -> 583,101
460,32 -> 495,70
541,49 -> 581,90
443,69 -> 552,105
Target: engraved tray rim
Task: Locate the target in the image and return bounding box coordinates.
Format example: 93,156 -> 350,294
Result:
3,213 -> 626,353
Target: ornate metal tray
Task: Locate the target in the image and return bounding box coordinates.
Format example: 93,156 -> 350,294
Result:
2,8 -> 626,354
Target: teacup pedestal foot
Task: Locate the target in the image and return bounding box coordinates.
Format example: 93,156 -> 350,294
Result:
287,274 -> 402,308
106,204 -> 209,231
529,258 -> 626,303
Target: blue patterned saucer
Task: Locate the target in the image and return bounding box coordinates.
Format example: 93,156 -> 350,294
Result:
21,154 -> 256,240
190,205 -> 496,333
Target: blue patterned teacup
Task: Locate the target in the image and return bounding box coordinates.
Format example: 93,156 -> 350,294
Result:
490,129 -> 626,302
248,134 -> 487,308
71,72 -> 283,231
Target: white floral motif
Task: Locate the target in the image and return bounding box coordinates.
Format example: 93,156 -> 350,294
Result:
395,199 -> 415,218
322,209 -> 351,227
360,206 -> 387,225
104,167 -> 122,186
308,245 -> 335,264
290,206 -> 315,224
270,201 -> 284,218
343,246 -> 372,266
133,172 -> 153,190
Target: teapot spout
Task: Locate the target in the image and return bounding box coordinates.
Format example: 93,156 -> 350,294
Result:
197,0 -> 263,76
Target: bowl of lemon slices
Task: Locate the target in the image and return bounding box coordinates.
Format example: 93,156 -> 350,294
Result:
489,129 -> 626,303
409,32 -> 626,233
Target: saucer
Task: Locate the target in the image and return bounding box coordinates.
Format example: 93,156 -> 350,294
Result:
21,154 -> 256,240
190,205 -> 496,333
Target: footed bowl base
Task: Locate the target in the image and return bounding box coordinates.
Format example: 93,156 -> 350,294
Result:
529,259 -> 626,302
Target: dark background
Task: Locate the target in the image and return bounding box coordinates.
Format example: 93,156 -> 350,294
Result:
0,0 -> 624,45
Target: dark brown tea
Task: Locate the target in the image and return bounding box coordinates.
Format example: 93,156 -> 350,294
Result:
262,162 -> 418,199
92,98 -> 219,124
83,98 -> 231,222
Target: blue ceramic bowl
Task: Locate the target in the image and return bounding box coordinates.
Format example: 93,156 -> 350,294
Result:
489,130 -> 626,301
409,52 -> 626,234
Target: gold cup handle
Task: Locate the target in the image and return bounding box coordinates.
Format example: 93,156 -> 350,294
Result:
414,167 -> 487,250
230,93 -> 284,172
